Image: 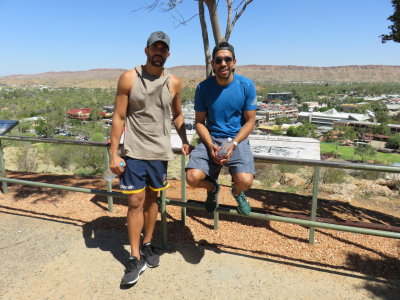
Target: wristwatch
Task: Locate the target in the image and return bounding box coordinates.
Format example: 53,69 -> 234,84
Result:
232,140 -> 238,148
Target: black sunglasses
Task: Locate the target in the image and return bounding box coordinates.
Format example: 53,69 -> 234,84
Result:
214,56 -> 233,64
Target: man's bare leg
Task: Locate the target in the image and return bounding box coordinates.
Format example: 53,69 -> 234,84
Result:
127,191 -> 146,259
186,168 -> 216,191
186,168 -> 220,213
143,188 -> 159,244
231,172 -> 253,195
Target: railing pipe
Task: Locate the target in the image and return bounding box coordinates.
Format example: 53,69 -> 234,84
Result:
104,148 -> 113,213
165,199 -> 400,239
160,190 -> 168,248
2,136 -> 399,173
214,182 -> 219,230
2,135 -> 400,246
0,136 -> 106,147
0,140 -> 7,194
253,154 -> 400,173
309,166 -> 321,244
0,176 -> 127,199
180,155 -> 187,225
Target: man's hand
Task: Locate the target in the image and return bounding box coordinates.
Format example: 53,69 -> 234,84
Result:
214,143 -> 235,165
110,156 -> 126,175
209,143 -> 227,165
181,143 -> 192,155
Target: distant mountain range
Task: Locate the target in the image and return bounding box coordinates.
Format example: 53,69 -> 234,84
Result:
1,65 -> 400,88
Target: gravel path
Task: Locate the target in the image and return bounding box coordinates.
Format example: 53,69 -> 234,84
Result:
1,212 -> 399,300
1,172 -> 400,299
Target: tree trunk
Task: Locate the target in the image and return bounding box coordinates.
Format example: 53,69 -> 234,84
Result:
135,0 -> 254,76
198,1 -> 213,78
205,0 -> 224,44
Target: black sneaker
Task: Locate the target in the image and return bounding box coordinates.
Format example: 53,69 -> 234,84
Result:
120,256 -> 147,286
140,242 -> 160,268
205,181 -> 220,213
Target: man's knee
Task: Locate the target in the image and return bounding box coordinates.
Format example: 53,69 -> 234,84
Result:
233,173 -> 254,191
128,193 -> 145,210
186,169 -> 205,187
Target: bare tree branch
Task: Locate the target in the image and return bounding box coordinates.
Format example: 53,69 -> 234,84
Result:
205,0 -> 224,44
225,0 -> 253,40
225,0 -> 233,41
171,10 -> 198,27
198,0 -> 213,77
131,0 -> 254,76
132,0 -> 162,13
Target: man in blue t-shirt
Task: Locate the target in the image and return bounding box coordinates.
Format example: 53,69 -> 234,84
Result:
185,42 -> 257,216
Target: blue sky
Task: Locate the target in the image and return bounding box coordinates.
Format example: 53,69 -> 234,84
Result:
0,0 -> 399,76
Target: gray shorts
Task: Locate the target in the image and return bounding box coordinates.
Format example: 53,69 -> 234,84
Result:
185,137 -> 255,181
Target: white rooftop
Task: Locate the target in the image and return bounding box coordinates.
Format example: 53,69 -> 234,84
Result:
298,109 -> 371,122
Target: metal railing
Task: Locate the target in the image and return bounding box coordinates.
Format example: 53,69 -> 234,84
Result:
1,135 -> 400,248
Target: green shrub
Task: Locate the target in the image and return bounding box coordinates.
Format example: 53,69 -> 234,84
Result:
15,143 -> 39,172
48,144 -> 74,169
321,168 -> 347,184
72,146 -> 104,175
73,166 -> 97,176
255,163 -> 281,189
386,134 -> 400,150
45,142 -> 105,175
278,164 -> 301,174
350,170 -> 384,180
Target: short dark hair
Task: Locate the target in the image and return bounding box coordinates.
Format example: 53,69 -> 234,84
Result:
212,42 -> 235,59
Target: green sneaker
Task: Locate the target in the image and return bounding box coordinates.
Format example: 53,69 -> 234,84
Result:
231,185 -> 251,215
205,181 -> 219,213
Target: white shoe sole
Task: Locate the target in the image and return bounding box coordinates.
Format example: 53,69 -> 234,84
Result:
124,263 -> 147,285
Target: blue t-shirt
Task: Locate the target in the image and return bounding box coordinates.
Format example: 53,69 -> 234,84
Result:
194,74 -> 257,138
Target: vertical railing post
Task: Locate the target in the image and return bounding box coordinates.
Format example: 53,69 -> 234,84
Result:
0,140 -> 8,194
104,148 -> 113,213
309,166 -> 321,245
160,189 -> 168,248
180,154 -> 187,225
213,180 -> 219,230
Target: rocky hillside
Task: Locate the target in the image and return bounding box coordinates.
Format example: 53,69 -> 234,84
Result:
1,65 -> 400,88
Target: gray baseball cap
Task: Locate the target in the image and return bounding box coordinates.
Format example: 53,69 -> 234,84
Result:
212,42 -> 235,59
147,31 -> 170,49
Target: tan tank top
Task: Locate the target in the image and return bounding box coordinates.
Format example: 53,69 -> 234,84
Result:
122,65 -> 174,160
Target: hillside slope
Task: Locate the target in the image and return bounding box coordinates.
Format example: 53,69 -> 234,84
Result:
1,65 -> 400,88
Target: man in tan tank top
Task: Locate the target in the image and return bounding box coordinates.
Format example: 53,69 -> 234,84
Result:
108,31 -> 190,287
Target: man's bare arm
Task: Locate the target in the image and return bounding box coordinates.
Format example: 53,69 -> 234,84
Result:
221,110 -> 256,162
170,75 -> 190,155
233,110 -> 256,144
194,111 -> 223,164
109,71 -> 133,174
194,111 -> 212,148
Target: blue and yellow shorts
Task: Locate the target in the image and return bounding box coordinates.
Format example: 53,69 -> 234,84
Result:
119,158 -> 169,194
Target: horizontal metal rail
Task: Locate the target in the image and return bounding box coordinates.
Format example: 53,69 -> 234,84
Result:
165,199 -> 400,239
2,135 -> 400,173
253,154 -> 400,173
0,135 -> 107,147
1,135 -> 400,248
0,176 -> 127,199
2,176 -> 399,240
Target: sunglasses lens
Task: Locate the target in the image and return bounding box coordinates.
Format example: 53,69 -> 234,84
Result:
215,57 -> 233,64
